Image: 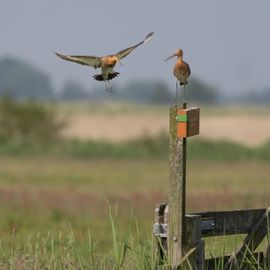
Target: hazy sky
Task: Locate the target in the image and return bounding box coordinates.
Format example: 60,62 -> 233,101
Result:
1,1 -> 270,95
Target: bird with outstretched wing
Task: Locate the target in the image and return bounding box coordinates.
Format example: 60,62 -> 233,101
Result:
55,32 -> 154,92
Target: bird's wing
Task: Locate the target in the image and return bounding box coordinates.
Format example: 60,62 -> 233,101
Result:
55,52 -> 102,69
116,32 -> 154,60
186,62 -> 191,76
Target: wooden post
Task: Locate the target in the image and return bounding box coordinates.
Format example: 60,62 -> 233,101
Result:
168,103 -> 187,267
184,215 -> 205,269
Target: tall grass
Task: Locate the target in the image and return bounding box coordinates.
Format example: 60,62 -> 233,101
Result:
1,222 -> 269,269
0,207 -> 157,269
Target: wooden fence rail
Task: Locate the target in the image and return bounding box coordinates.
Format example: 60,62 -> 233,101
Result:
154,205 -> 270,269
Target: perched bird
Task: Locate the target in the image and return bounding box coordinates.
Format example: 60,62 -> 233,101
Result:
55,32 -> 154,92
165,49 -> 191,102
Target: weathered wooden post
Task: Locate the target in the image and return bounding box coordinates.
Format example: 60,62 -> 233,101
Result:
168,102 -> 200,268
167,104 -> 185,265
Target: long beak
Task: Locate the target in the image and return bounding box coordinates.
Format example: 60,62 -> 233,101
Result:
164,53 -> 177,62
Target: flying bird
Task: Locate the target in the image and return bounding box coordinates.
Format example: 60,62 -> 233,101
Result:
55,32 -> 154,92
165,49 -> 191,103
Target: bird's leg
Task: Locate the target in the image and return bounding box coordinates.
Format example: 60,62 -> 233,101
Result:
105,81 -> 108,91
183,84 -> 186,103
108,80 -> 113,94
105,80 -> 111,92
105,80 -> 113,94
175,83 -> 181,107
174,79 -> 178,106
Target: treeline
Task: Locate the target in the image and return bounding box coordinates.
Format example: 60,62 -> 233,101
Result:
2,56 -> 270,104
228,89 -> 270,105
0,97 -> 64,143
0,57 -> 53,100
60,78 -> 218,104
0,56 -> 218,104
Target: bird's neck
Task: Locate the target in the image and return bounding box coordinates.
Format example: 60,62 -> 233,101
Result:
177,56 -> 183,63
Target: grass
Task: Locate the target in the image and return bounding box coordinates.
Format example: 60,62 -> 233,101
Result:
0,136 -> 270,161
0,216 -> 153,269
0,154 -> 269,268
0,202 -> 161,269
0,99 -> 269,268
0,217 -> 269,269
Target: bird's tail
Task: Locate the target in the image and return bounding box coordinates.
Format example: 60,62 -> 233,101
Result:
180,81 -> 188,86
93,72 -> 120,81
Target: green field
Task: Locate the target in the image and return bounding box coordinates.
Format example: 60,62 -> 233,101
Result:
0,103 -> 270,268
0,154 -> 269,268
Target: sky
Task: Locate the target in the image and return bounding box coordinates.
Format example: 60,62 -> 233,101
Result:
1,0 -> 270,95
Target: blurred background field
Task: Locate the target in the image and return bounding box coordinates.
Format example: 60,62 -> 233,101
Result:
0,87 -> 269,268
0,99 -> 270,263
58,102 -> 270,147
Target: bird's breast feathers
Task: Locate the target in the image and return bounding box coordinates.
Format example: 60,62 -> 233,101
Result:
102,56 -> 118,67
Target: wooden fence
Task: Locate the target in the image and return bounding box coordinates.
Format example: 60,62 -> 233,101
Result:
153,104 -> 270,269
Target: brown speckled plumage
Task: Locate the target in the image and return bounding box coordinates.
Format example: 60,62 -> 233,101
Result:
165,49 -> 191,87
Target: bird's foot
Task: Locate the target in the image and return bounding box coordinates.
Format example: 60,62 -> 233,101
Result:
93,74 -> 104,81
106,88 -> 113,94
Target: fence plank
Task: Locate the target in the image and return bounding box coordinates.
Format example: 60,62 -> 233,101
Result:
195,208 -> 266,237
155,208 -> 267,238
183,215 -> 204,270
225,207 -> 270,270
